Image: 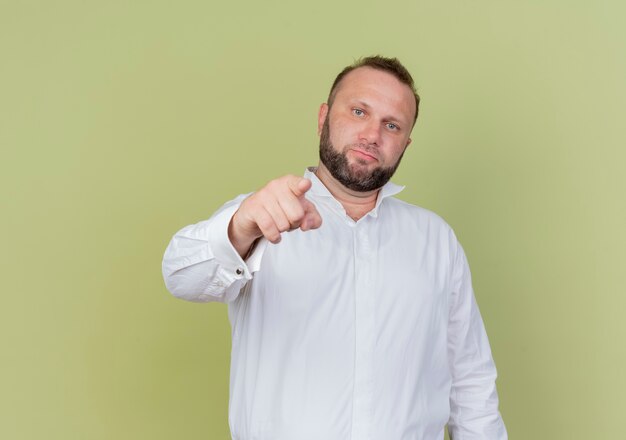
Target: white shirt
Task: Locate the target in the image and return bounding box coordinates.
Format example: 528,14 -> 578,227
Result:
162,168 -> 507,440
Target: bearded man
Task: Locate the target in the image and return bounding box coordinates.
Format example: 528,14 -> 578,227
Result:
162,56 -> 507,440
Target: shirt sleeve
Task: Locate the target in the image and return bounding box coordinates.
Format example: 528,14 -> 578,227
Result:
447,240 -> 507,440
161,194 -> 268,303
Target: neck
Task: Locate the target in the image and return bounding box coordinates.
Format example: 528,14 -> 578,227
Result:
314,162 -> 379,221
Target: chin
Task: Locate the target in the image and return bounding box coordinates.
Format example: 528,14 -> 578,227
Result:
349,160 -> 378,174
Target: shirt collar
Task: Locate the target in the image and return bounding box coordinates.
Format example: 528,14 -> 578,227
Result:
304,166 -> 405,218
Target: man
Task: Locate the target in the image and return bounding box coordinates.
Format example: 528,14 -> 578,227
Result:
162,56 -> 507,440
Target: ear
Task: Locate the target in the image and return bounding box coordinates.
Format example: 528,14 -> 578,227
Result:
405,137 -> 412,149
317,103 -> 329,136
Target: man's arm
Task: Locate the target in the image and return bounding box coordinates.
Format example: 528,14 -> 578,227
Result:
161,175 -> 322,303
447,240 -> 507,439
162,194 -> 257,303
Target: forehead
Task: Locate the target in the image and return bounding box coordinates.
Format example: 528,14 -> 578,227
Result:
332,67 -> 416,122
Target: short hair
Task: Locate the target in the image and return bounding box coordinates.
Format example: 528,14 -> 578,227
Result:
327,55 -> 420,125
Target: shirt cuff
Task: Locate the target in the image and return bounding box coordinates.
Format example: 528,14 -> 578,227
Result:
205,202 -> 266,288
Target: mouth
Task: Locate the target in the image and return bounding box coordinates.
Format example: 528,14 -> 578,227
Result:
349,147 -> 379,162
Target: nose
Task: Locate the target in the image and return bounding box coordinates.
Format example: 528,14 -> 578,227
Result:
359,120 -> 381,146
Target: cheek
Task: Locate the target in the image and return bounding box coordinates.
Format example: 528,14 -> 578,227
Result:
329,121 -> 355,146
383,140 -> 408,163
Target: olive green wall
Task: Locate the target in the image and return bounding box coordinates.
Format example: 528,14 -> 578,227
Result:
2,1 -> 624,438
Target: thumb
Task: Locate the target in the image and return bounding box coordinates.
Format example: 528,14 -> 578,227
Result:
288,176 -> 312,198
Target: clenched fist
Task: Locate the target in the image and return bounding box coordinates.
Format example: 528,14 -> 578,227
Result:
228,175 -> 323,257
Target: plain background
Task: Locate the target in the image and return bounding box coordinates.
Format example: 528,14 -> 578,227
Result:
1,1 -> 625,438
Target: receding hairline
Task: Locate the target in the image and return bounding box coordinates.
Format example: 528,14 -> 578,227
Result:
326,56 -> 420,125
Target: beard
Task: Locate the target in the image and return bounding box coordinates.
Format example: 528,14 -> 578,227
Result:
318,116 -> 405,192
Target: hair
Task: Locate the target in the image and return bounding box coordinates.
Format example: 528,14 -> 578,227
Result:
327,55 -> 420,125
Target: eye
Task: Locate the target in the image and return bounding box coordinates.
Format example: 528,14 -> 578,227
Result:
386,122 -> 399,131
352,108 -> 365,117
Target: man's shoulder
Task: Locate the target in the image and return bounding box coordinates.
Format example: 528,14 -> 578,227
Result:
385,196 -> 452,230
384,197 -> 463,257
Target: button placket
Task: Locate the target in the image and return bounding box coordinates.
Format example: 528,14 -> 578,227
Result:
351,220 -> 375,439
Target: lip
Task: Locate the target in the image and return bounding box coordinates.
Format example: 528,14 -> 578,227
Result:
350,148 -> 379,162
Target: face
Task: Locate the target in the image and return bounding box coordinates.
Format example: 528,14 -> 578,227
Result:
318,67 -> 415,192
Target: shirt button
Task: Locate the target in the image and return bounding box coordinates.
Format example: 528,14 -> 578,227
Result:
235,267 -> 243,275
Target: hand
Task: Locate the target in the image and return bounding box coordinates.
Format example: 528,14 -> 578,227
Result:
228,175 -> 323,257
